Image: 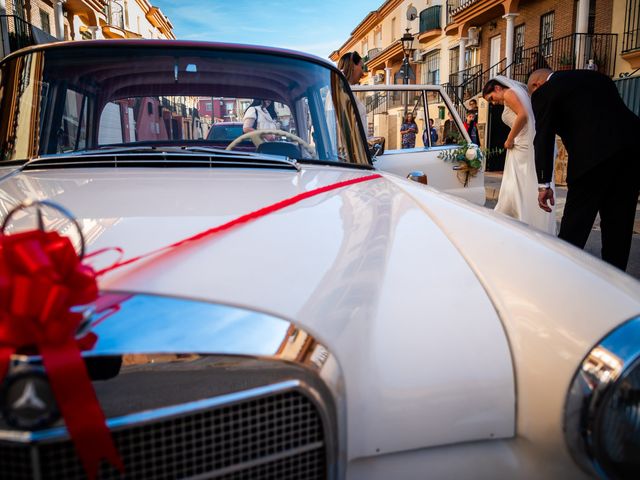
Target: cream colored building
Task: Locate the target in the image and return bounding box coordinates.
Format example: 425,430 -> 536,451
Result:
0,0 -> 174,59
331,0 -> 626,94
612,0 -> 640,76
66,0 -> 174,41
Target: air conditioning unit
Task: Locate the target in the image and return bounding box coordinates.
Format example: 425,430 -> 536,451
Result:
373,73 -> 385,84
413,49 -> 425,63
467,27 -> 481,48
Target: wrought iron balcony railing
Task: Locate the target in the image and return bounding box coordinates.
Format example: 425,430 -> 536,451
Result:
0,15 -> 57,57
622,0 -> 640,53
446,0 -> 481,25
441,82 -> 468,119
105,0 -> 125,29
367,48 -> 381,60
448,63 -> 482,87
504,32 -> 618,84
419,5 -> 442,33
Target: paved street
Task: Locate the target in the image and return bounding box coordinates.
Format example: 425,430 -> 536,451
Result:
484,172 -> 640,280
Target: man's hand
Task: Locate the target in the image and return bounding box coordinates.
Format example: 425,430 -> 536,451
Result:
538,187 -> 555,212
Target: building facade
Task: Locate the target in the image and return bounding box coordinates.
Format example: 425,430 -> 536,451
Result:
331,0 -> 639,173
331,0 -> 625,101
0,0 -> 175,58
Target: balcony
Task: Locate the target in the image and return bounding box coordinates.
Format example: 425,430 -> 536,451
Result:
367,48 -> 381,60
101,0 -> 126,38
506,33 -> 618,84
418,5 -> 442,43
105,0 -> 125,29
0,15 -> 57,57
444,0 -> 503,35
446,0 -> 482,25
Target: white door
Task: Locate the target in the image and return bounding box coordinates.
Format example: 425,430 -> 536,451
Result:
490,35 -> 501,77
352,86 -> 485,206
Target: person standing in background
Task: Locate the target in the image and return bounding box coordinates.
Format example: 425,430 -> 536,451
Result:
338,51 -> 367,132
400,112 -> 418,148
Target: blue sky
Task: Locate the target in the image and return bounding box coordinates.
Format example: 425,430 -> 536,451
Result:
153,0 -> 383,59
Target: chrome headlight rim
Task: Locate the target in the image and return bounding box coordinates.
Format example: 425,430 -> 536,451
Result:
564,316 -> 640,479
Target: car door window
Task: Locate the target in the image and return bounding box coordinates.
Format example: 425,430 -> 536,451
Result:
58,88 -> 89,153
425,91 -> 466,146
355,89 -> 427,152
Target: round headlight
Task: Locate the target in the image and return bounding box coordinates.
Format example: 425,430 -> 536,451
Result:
565,316 -> 640,479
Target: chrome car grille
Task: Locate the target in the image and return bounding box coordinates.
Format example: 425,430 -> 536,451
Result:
0,389 -> 326,480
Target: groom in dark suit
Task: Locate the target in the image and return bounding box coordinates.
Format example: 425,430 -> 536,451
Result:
528,68 -> 640,270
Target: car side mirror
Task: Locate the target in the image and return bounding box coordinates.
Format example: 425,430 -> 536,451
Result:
367,136 -> 385,160
407,171 -> 428,185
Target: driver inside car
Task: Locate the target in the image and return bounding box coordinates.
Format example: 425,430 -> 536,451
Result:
242,99 -> 278,141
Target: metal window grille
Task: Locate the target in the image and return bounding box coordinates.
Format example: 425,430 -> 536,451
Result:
539,11 -> 555,57
464,48 -> 475,70
449,47 -> 459,75
11,0 -> 26,19
623,0 -> 640,53
588,0 -> 596,33
514,24 -> 525,64
422,50 -> 440,85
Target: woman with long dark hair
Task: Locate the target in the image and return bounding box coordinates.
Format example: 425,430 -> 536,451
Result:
337,51 -> 367,131
242,99 -> 278,133
400,112 -> 418,149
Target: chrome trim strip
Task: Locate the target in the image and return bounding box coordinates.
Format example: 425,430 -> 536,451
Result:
185,442 -> 324,480
564,315 -> 640,477
0,292 -> 345,478
0,380 -> 301,443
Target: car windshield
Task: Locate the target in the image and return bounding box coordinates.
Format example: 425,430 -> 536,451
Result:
0,44 -> 369,166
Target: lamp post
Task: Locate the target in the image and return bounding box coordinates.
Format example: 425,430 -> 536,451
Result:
400,28 -> 414,116
400,28 -> 414,85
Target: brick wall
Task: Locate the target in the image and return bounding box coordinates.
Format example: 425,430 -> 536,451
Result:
593,0 -> 613,33
477,0 -> 579,72
4,0 -> 55,31
28,0 -> 55,33
474,0 -> 615,73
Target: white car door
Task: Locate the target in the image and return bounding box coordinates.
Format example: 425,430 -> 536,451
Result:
353,85 -> 485,206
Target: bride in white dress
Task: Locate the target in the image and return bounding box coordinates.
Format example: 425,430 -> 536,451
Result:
482,75 -> 556,234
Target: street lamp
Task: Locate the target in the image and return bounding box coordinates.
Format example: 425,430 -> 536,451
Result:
399,28 -> 414,116
400,28 -> 414,85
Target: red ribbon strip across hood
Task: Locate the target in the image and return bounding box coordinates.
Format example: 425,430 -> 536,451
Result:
0,172 -> 381,478
94,173 -> 382,276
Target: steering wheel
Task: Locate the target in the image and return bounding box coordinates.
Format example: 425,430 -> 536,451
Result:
226,129 -> 316,157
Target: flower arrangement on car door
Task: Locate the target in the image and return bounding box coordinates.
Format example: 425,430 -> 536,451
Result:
438,143 -> 484,187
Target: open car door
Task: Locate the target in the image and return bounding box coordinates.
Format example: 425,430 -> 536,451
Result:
352,85 -> 485,205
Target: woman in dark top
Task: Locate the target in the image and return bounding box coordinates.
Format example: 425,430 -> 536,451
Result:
400,112 -> 418,149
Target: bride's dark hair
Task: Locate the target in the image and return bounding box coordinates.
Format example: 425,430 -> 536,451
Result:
482,79 -> 509,96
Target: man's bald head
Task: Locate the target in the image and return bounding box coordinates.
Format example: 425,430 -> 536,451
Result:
528,68 -> 553,94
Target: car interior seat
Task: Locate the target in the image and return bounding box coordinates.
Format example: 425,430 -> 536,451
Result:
256,141 -> 301,159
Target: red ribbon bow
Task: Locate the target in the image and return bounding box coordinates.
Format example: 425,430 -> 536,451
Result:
0,229 -> 123,479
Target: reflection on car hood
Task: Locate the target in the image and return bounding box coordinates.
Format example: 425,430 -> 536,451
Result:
0,165 -> 515,458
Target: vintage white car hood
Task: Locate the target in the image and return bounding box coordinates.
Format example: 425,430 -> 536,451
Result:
0,166 -> 514,459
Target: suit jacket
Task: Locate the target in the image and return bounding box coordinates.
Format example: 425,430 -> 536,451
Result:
531,70 -> 640,185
